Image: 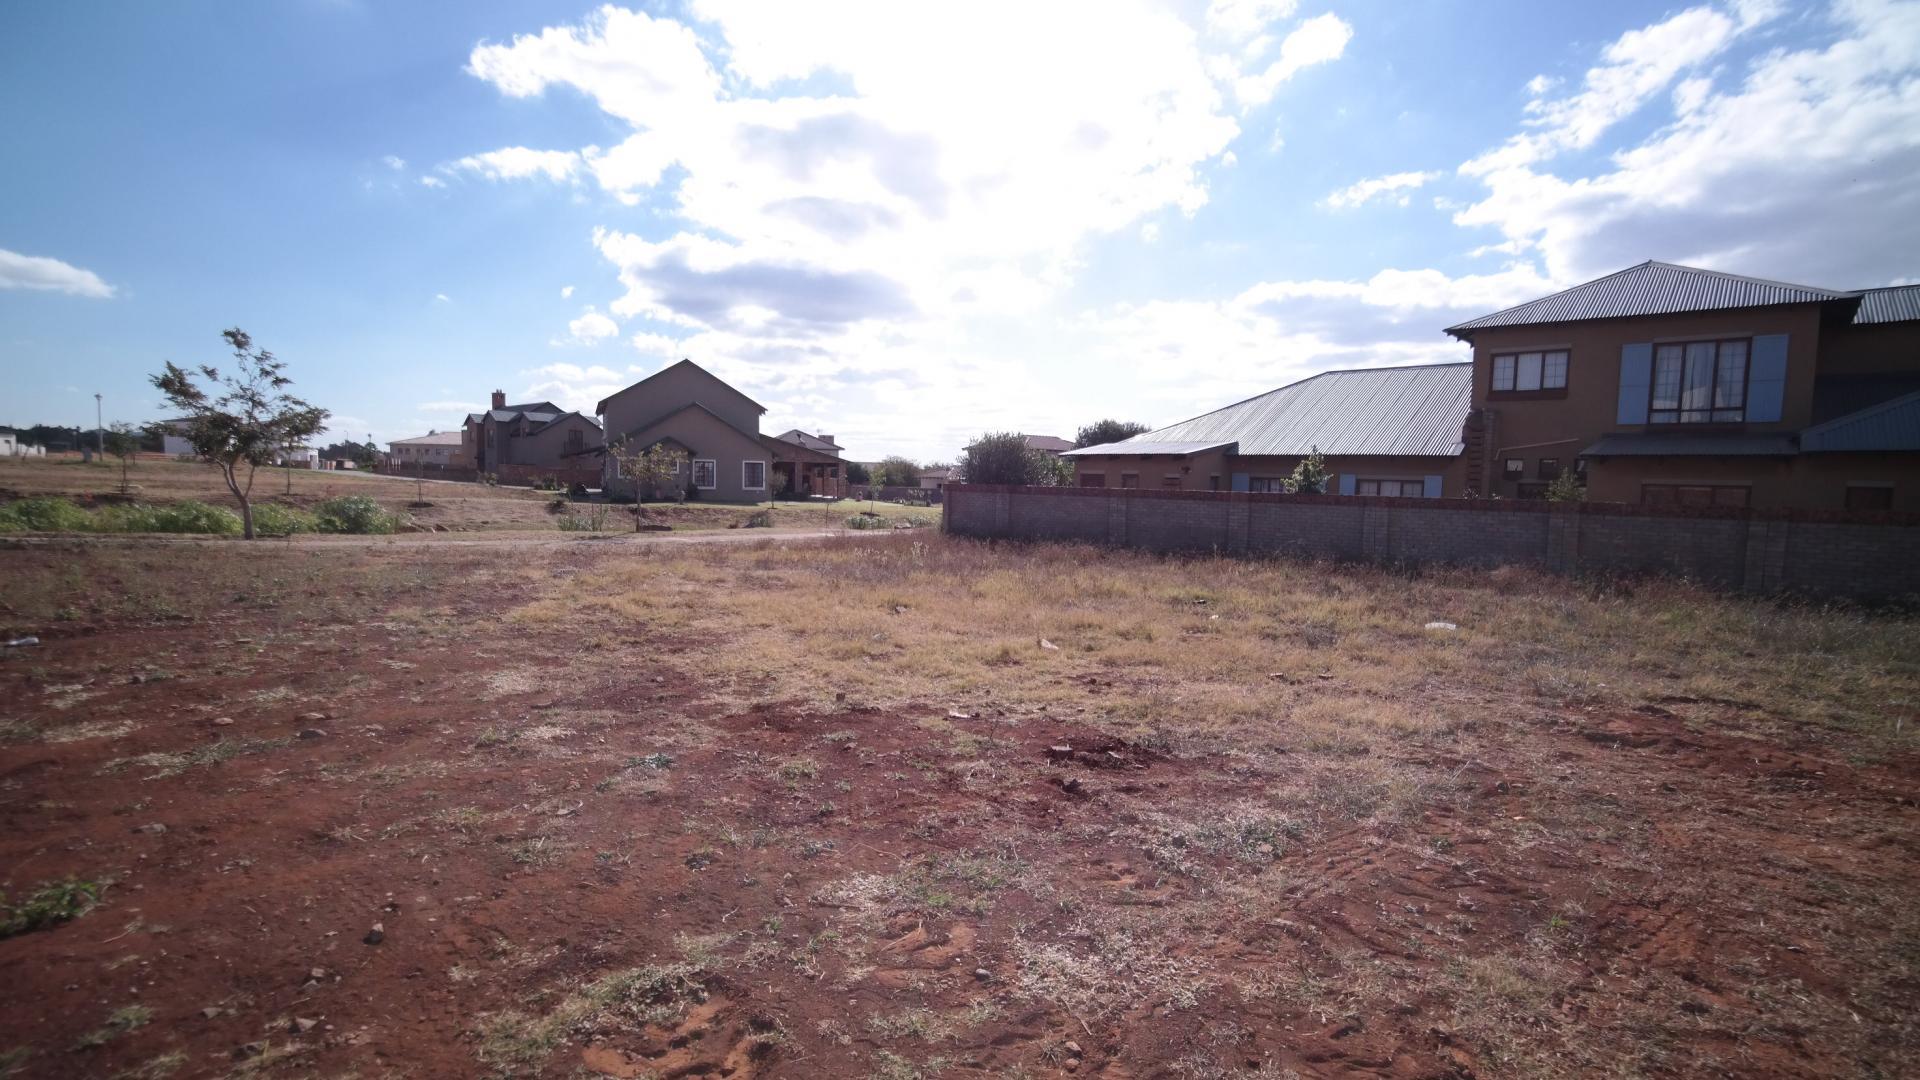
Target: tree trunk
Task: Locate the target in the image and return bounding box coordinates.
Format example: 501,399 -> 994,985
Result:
239,497 -> 255,540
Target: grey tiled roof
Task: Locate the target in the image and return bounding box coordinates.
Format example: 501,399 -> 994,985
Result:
1075,363 -> 1471,459
1447,261 -> 1850,335
1853,285 -> 1920,325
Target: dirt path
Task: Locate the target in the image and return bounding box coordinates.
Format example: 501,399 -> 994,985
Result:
0,527 -> 916,551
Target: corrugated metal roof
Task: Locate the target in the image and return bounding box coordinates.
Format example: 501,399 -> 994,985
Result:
1447,261 -> 1850,335
1853,284 -> 1920,325
1077,363 -> 1471,459
1800,391 -> 1920,452
389,431 -> 463,446
1581,433 -> 1800,457
1061,440 -> 1236,458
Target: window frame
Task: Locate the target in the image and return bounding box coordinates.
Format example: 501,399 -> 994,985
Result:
1119,473 -> 1139,489
691,458 -> 717,490
1079,473 -> 1106,488
742,459 -> 767,491
1160,474 -> 1183,489
1489,348 -> 1571,399
1641,483 -> 1751,508
1502,458 -> 1524,481
1648,337 -> 1751,425
1537,458 -> 1561,481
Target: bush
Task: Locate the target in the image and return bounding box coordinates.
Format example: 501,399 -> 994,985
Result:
846,513 -> 884,530
556,505 -> 611,532
0,497 -> 93,532
1,878 -> 99,938
251,503 -> 316,537
96,501 -> 243,534
743,509 -> 773,528
314,495 -> 398,534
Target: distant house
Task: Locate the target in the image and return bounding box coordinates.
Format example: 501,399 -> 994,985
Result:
275,447 -> 318,469
1445,261 -> 1920,509
599,360 -> 849,501
917,466 -> 952,494
463,391 -> 602,481
387,430 -> 465,468
155,418 -> 196,457
968,434 -> 1073,457
1,433 -> 45,458
1066,364 -> 1470,496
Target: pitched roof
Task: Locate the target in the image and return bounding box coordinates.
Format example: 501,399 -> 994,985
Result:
1024,435 -> 1075,453
389,431 -> 463,447
1446,261 -> 1853,337
774,429 -> 842,452
595,359 -> 767,416
1069,363 -> 1471,459
1800,390 -> 1920,452
1060,440 -> 1236,458
1852,284 -> 1920,325
611,401 -> 764,450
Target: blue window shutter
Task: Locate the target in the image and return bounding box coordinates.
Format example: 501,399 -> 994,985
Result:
1748,333 -> 1789,422
1617,343 -> 1652,424
1230,472 -> 1249,492
1337,473 -> 1356,496
1423,475 -> 1443,498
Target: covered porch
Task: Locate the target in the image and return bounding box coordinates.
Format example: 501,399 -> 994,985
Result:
764,435 -> 848,499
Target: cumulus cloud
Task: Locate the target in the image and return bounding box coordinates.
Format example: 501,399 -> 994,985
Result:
447,146 -> 582,182
560,285 -> 575,298
1233,13 -> 1354,106
0,249 -> 115,298
1322,170 -> 1442,209
551,305 -> 620,346
383,154 -> 407,170
419,175 -> 446,188
517,362 -> 633,414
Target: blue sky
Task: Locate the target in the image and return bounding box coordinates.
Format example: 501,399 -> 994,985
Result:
4,0 -> 1917,460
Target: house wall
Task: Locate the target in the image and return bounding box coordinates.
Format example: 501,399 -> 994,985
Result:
602,364 -> 763,440
1068,453 -> 1466,495
1585,452 -> 1920,511
945,484 -> 1920,599
1816,320 -> 1920,375
602,408 -> 769,503
516,414 -> 602,466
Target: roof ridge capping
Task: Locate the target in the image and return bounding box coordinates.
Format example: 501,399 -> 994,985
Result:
1446,260 -> 1854,337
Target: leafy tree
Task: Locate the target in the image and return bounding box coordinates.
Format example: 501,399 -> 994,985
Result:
871,456 -> 921,487
1545,468 -> 1584,502
607,439 -> 689,529
960,432 -> 1067,486
319,439 -> 376,467
149,329 -> 329,539
844,461 -> 871,485
102,423 -> 141,494
1284,448 -> 1329,494
1073,419 -> 1152,449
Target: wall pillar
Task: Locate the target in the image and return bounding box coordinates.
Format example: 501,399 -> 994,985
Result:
1545,505 -> 1580,574
1106,493 -> 1128,546
1224,495 -> 1250,554
1742,518 -> 1789,593
991,491 -> 1011,536
1360,505 -> 1391,560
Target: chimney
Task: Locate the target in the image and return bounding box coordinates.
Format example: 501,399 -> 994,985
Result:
491,390 -> 506,409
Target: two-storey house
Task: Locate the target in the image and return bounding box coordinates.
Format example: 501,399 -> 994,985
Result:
1447,262 -> 1920,510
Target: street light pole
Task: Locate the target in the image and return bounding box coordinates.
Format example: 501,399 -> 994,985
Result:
94,393 -> 103,456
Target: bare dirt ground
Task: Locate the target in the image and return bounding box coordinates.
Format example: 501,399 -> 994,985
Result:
0,536 -> 1915,1079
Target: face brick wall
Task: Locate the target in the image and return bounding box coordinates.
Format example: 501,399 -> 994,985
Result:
944,485 -> 1920,600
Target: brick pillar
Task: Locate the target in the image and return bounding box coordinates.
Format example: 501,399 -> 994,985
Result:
992,491 -> 1011,536
1224,495 -> 1250,554
1106,492 -> 1128,546
1461,409 -> 1486,496
1545,505 -> 1580,573
1361,505 -> 1391,560
1742,518 -> 1788,593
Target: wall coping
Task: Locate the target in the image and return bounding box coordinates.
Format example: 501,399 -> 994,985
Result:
947,483 -> 1920,527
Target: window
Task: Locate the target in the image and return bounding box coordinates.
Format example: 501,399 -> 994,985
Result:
1537,458 -> 1560,481
1574,457 -> 1588,480
1208,475 -> 1221,491
1080,473 -> 1106,488
1650,339 -> 1748,423
742,460 -> 767,490
1357,479 -> 1426,497
1248,477 -> 1284,493
1491,350 -> 1570,393
1845,485 -> 1893,511
691,458 -> 717,489
1160,475 -> 1183,489
1642,483 -> 1750,508
1120,473 -> 1139,489
565,429 -> 584,454
1502,458 -> 1524,481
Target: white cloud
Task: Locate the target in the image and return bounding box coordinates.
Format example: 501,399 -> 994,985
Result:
419,175 -> 446,188
1525,73 -> 1559,96
1205,0 -> 1299,40
383,154 -> 407,170
1323,170 -> 1441,209
448,146 -> 582,182
1233,13 -> 1354,106
434,293 -> 452,303
1140,222 -> 1161,243
560,284 -> 575,298
517,362 -> 632,414
551,305 -> 620,346
0,249 -> 115,298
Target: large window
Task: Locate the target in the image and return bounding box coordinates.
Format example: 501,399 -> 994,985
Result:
1650,340 -> 1748,424
1119,473 -> 1139,489
742,460 -> 767,490
1160,475 -> 1183,489
1642,483 -> 1750,508
1502,458 -> 1524,480
691,459 -> 717,489
1355,479 -> 1426,497
1079,473 -> 1106,488
1491,350 -> 1569,393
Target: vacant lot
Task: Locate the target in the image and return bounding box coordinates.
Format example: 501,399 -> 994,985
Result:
0,536 -> 1915,1078
0,457 -> 939,536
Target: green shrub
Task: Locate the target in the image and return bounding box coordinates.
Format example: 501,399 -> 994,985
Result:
556,505 -> 611,532
251,503 -> 316,537
314,495 -> 397,534
0,497 -> 93,532
101,501 -> 242,535
846,514 -> 883,530
744,510 -> 773,528
1,878 -> 100,938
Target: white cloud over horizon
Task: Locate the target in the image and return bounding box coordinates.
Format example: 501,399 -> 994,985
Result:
0,249 -> 116,298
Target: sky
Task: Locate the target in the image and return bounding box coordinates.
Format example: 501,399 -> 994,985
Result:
3,0 -> 1918,461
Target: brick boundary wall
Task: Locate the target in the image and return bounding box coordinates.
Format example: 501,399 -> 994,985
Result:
494,462 -> 603,489
941,484 -> 1920,599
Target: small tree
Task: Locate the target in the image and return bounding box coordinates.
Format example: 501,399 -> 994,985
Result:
844,461 -> 871,485
607,438 -> 689,531
150,329 -> 329,539
102,422 -> 141,494
1284,448 -> 1329,494
1073,419 -> 1151,449
1545,468 -> 1584,502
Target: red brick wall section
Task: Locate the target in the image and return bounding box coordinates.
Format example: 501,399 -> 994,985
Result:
943,484 -> 1920,599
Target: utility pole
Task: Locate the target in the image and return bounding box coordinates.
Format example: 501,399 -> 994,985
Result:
93,393 -> 103,458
